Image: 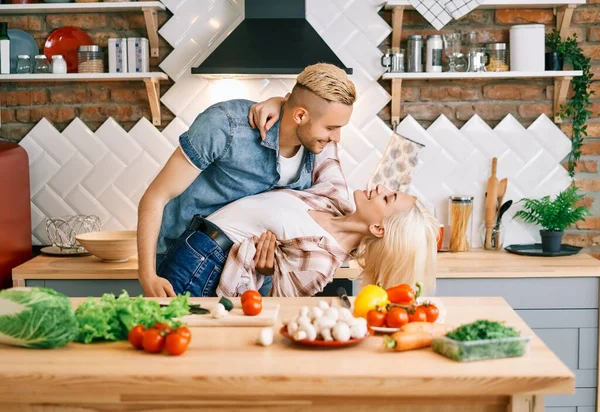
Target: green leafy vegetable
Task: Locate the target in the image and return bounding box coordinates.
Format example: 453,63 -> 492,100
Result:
75,290 -> 190,344
0,287 -> 78,349
432,320 -> 528,362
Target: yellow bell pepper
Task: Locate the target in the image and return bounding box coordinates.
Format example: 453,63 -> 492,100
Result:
353,285 -> 389,319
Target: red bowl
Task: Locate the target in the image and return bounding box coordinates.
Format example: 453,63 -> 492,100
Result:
44,27 -> 93,73
279,325 -> 373,347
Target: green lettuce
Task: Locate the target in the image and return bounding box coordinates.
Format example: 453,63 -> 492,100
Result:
0,287 -> 78,349
75,290 -> 191,344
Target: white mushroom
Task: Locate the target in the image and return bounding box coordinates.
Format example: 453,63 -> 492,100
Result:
287,318 -> 299,335
310,306 -> 324,321
303,323 -> 318,341
314,316 -> 336,330
297,315 -> 312,331
320,328 -> 334,341
256,328 -> 274,346
325,307 -> 339,322
300,306 -> 309,318
339,307 -> 353,323
211,303 -> 228,319
293,330 -> 308,341
350,322 -> 368,339
318,300 -> 330,311
332,321 -> 351,342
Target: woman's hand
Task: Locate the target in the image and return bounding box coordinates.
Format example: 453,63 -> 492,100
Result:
248,94 -> 289,140
253,231 -> 277,276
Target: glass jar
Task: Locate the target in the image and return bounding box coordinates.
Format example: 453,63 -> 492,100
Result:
33,55 -> 50,74
479,221 -> 505,251
448,195 -> 474,252
16,55 -> 32,74
78,45 -> 104,73
486,43 -> 508,72
51,55 -> 67,74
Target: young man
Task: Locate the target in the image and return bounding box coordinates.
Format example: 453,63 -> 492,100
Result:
137,63 -> 357,297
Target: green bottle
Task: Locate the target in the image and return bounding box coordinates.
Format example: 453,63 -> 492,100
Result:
0,22 -> 10,74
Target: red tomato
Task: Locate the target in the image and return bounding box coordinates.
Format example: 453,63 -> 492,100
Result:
174,327 -> 192,342
386,284 -> 415,305
386,307 -> 409,328
128,324 -> 146,349
423,303 -> 439,323
407,305 -> 427,323
165,332 -> 190,356
241,290 -> 262,304
152,322 -> 172,334
142,328 -> 165,353
366,309 -> 387,328
242,299 -> 262,316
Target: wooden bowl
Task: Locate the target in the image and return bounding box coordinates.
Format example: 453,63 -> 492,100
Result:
75,230 -> 137,262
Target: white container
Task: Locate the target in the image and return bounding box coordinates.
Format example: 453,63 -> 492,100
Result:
108,38 -> 128,73
127,37 -> 149,73
426,34 -> 443,73
509,24 -> 545,72
51,55 -> 67,74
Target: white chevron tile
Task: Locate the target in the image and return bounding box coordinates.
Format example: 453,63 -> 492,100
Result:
529,114 -> 572,162
98,186 -> 138,229
339,123 -> 376,161
320,14 -> 359,51
345,0 -> 391,46
361,117 -> 394,153
62,118 -> 108,166
82,153 -> 126,198
47,153 -> 93,198
95,118 -> 143,164
461,115 -> 509,159
29,153 -> 60,197
28,118 -> 76,166
161,118 -> 189,147
33,186 -> 77,220
161,75 -> 210,117
129,118 -> 176,166
307,0 -> 343,32
495,114 -> 542,162
351,83 -> 390,129
114,152 -> 161,198
428,115 -> 474,164
65,185 -> 111,226
18,135 -> 43,166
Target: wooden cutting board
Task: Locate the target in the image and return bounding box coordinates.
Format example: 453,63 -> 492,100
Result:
175,301 -> 280,327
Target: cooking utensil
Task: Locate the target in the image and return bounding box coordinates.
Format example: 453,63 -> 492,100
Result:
484,158 -> 499,249
496,178 -> 508,214
337,287 -> 352,309
280,325 -> 373,347
496,200 -> 512,226
174,302 -> 280,327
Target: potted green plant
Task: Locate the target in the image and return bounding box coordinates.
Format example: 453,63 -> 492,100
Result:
545,30 -> 565,70
514,187 -> 591,253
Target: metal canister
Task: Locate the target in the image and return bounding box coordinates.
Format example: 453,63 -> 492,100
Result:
407,35 -> 423,73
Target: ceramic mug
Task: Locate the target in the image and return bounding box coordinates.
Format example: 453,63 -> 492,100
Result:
437,224 -> 444,252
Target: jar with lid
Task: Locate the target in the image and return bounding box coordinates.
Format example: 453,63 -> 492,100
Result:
16,55 -> 32,74
485,43 -> 508,72
78,45 -> 104,73
33,55 -> 50,74
426,35 -> 443,72
407,35 -> 423,73
448,195 -> 474,252
51,55 -> 67,74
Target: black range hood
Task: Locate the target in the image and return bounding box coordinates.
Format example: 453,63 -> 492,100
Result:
191,0 -> 352,77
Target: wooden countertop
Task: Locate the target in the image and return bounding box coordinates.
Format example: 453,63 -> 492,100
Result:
0,297 -> 574,411
12,249 -> 600,283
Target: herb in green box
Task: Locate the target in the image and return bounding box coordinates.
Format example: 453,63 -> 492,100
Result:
446,320 -> 519,341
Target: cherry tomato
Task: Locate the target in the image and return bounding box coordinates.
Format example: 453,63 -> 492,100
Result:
386,307 -> 409,328
386,284 -> 415,305
366,309 -> 387,328
242,299 -> 262,316
165,332 -> 190,356
241,290 -> 262,304
128,324 -> 146,349
152,322 -> 172,334
174,326 -> 192,342
423,303 -> 439,323
407,305 -> 427,323
142,328 -> 165,353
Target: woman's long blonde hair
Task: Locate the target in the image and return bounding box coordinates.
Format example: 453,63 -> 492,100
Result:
354,200 -> 439,295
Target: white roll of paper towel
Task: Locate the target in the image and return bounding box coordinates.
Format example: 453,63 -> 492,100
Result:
509,24 -> 545,72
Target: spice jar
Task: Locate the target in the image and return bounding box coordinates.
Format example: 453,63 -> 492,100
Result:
51,55 -> 67,74
16,55 -> 32,74
485,43 -> 508,72
448,195 -> 474,252
33,55 -> 50,74
78,45 -> 104,73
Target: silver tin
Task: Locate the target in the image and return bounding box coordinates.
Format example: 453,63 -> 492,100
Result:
407,35 -> 423,73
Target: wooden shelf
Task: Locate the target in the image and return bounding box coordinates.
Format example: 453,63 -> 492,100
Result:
0,2 -> 165,58
0,72 -> 168,126
384,0 -> 584,9
383,70 -> 582,80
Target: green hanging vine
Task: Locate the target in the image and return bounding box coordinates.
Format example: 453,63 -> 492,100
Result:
546,30 -> 595,178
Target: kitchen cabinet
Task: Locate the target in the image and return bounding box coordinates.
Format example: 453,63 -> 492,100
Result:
0,296 -> 574,411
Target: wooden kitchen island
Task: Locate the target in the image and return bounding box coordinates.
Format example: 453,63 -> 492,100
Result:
0,297 -> 574,412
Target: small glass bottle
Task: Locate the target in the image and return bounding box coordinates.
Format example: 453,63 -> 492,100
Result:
16,55 -> 32,74
448,195 -> 474,252
426,34 -> 443,73
33,55 -> 50,74
51,55 -> 67,74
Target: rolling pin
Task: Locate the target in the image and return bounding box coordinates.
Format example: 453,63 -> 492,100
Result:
484,158 -> 499,249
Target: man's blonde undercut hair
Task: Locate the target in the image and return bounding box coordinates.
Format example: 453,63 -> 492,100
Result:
295,63 -> 356,105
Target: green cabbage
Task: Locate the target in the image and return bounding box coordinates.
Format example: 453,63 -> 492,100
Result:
0,287 -> 78,349
75,290 -> 191,344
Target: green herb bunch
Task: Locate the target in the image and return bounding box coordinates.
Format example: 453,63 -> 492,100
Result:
514,186 -> 591,232
446,320 -> 519,341
546,30 -> 595,178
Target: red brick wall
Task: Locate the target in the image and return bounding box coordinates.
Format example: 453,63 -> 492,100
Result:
0,10 -> 174,139
379,6 -> 600,257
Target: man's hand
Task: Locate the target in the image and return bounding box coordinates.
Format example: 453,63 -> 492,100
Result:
248,94 -> 289,141
253,231 -> 277,276
140,274 -> 177,297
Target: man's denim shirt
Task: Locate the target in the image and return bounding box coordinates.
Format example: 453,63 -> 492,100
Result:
156,99 -> 315,260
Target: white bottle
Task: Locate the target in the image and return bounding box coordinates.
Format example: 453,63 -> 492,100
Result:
51,55 -> 67,74
0,23 -> 10,75
426,34 -> 443,73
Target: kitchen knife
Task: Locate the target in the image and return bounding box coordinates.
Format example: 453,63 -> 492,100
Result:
337,287 -> 352,309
